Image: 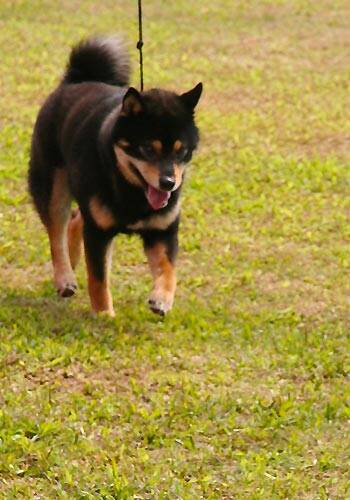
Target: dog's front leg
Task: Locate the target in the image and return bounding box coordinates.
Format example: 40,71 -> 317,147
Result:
83,224 -> 115,316
142,224 -> 178,316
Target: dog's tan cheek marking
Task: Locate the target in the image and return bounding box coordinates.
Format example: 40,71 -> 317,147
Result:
114,146 -> 143,188
174,164 -> 184,190
134,160 -> 160,188
173,140 -> 183,152
89,196 -> 116,230
115,145 -> 160,189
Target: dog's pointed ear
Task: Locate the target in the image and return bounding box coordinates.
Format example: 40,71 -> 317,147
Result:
180,82 -> 203,110
122,87 -> 143,115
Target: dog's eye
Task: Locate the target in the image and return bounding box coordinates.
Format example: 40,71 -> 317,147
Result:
175,146 -> 188,161
139,144 -> 155,158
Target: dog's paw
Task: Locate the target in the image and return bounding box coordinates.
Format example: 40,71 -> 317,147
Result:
148,290 -> 174,316
56,279 -> 77,298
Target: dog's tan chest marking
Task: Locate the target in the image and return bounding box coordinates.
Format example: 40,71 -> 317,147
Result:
127,200 -> 180,231
89,196 -> 116,230
114,145 -> 144,188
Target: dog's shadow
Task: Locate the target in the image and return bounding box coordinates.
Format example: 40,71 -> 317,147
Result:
0,281 -> 170,351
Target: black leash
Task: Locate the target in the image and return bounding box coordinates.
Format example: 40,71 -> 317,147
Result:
137,0 -> 144,91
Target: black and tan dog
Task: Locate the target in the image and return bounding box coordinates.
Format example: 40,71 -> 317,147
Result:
28,36 -> 202,316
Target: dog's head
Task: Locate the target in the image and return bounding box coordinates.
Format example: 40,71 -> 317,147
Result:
113,83 -> 202,210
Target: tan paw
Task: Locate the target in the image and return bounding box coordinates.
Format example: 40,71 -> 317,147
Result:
148,289 -> 174,316
55,275 -> 77,298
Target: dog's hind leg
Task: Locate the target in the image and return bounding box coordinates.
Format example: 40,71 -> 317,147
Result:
46,168 -> 77,297
68,208 -> 84,270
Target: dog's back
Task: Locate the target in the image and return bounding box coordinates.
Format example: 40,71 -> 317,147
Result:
28,37 -> 130,220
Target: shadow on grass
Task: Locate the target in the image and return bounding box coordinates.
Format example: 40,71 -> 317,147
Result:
0,280 -> 232,353
1,278 -> 332,363
0,284 -> 166,345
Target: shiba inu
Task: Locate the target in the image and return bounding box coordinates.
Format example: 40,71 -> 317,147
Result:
28,36 -> 202,316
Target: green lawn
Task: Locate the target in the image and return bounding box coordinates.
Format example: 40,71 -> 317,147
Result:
1,0 -> 350,497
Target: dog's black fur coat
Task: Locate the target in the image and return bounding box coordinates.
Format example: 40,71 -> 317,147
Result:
28,36 -> 202,315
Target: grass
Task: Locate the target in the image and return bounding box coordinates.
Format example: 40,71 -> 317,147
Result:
1,0 -> 350,497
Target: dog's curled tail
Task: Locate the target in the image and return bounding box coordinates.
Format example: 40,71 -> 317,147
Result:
63,36 -> 130,86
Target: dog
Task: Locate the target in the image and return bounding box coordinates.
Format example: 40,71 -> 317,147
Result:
28,36 -> 202,317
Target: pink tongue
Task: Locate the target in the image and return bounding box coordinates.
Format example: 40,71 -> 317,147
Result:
146,185 -> 171,210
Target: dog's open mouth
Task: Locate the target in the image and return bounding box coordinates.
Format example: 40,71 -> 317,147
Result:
129,163 -> 171,210
146,185 -> 171,210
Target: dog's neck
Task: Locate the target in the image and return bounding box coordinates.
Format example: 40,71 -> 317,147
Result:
99,103 -> 122,147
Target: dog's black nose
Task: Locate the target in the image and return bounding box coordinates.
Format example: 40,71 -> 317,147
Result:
159,176 -> 176,191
